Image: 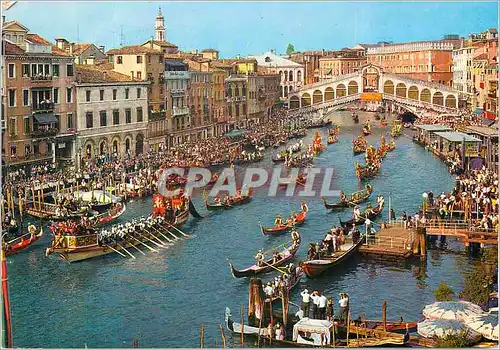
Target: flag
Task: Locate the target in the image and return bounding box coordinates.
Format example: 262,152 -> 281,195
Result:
2,1 -> 17,10
152,194 -> 165,216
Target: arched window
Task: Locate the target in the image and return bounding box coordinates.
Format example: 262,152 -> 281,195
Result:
265,56 -> 271,63
297,71 -> 302,82
289,71 -> 293,82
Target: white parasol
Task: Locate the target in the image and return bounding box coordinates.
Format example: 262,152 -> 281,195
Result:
422,301 -> 485,322
464,309 -> 499,341
417,319 -> 482,343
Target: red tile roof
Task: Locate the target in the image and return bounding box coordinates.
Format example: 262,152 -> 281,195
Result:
26,33 -> 51,45
73,43 -> 91,55
106,45 -> 161,55
4,40 -> 26,55
51,45 -> 72,57
76,65 -> 142,83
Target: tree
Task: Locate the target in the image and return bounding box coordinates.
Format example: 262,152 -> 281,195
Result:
460,247 -> 497,307
435,330 -> 470,348
286,43 -> 295,56
434,282 -> 455,301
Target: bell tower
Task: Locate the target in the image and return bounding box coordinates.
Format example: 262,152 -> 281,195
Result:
155,6 -> 166,42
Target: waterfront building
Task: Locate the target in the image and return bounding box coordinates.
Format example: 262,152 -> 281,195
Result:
201,49 -> 219,60
210,68 -> 228,136
74,65 -> 149,161
452,44 -> 475,102
54,38 -> 106,65
225,75 -> 247,129
367,38 -> 461,86
106,45 -> 166,151
471,39 -> 498,119
2,21 -> 77,168
318,49 -> 367,81
164,60 -> 190,147
248,51 -> 304,100
188,69 -> 213,139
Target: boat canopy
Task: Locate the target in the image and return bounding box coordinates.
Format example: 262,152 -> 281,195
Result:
292,318 -> 333,346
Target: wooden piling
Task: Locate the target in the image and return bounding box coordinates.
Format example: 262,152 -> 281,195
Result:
240,304 -> 244,347
200,324 -> 204,348
382,300 -> 387,332
219,324 -> 226,348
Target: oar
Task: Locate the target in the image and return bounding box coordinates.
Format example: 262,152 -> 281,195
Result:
104,244 -> 128,258
260,259 -> 288,275
165,222 -> 192,238
146,228 -> 174,245
262,240 -> 293,255
146,226 -> 174,243
155,224 -> 181,241
116,243 -> 136,259
137,230 -> 168,247
130,236 -> 158,252
124,239 -> 146,255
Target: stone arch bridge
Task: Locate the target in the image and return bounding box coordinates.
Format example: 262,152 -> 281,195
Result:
288,64 -> 465,116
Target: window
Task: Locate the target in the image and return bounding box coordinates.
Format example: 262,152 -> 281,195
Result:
67,113 -> 73,129
44,64 -> 50,75
125,108 -> 132,123
136,56 -> 143,64
113,109 -> 119,125
22,64 -> 29,77
8,64 -> 15,78
9,117 -> 16,136
85,112 -> 93,128
117,56 -> 123,64
100,89 -> 104,101
8,89 -> 15,107
136,107 -> 143,122
113,89 -> 117,100
137,88 -> 141,98
53,88 -> 59,104
125,88 -> 129,99
66,87 -> 72,103
159,55 -> 163,63
100,110 -> 107,126
22,89 -> 29,106
86,90 -> 91,102
137,71 -> 142,80
23,116 -> 30,134
66,64 -> 74,77
31,64 -> 37,76
52,64 -> 60,77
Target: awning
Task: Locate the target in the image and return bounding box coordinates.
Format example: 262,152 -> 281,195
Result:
474,108 -> 484,115
484,111 -> 496,120
33,113 -> 57,124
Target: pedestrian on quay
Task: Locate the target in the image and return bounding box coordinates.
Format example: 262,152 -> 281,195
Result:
318,291 -> 328,320
311,291 -> 321,319
338,292 -> 349,323
300,288 -> 310,318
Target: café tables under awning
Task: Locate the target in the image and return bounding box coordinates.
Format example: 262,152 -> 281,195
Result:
33,113 -> 57,124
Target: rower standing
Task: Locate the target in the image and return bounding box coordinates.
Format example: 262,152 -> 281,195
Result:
353,205 -> 361,220
255,249 -> 264,266
274,215 -> 284,226
300,289 -> 310,318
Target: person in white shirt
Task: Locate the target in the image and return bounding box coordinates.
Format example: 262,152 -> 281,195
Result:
353,206 -> 361,220
338,293 -> 349,323
300,289 -> 310,318
310,291 -> 321,319
365,217 -> 372,236
318,292 -> 328,320
264,283 -> 274,297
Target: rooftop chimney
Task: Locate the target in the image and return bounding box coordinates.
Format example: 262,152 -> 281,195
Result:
69,42 -> 74,56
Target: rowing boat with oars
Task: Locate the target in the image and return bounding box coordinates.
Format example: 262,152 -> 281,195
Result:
339,202 -> 384,227
260,205 -> 308,235
4,227 -> 43,256
300,235 -> 364,278
45,209 -> 189,262
322,184 -> 373,210
229,231 -> 301,278
204,194 -> 252,210
88,202 -> 126,226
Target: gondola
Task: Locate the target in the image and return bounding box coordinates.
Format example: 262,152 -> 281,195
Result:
300,235 -> 364,278
355,162 -> 381,181
260,207 -> 307,236
4,227 -> 43,256
322,184 -> 373,210
339,202 -> 384,227
205,195 -> 252,210
264,268 -> 304,304
229,232 -> 301,278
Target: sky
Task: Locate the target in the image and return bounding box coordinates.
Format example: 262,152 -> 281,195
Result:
5,1 -> 499,58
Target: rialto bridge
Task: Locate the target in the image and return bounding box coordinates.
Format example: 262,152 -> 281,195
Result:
288,64 -> 465,115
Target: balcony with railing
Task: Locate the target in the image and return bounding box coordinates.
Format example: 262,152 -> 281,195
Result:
149,110 -> 167,121
171,88 -> 186,95
32,101 -> 55,113
31,128 -> 59,138
172,106 -> 189,117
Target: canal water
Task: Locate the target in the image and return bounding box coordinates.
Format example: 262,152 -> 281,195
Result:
7,112 -> 479,348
